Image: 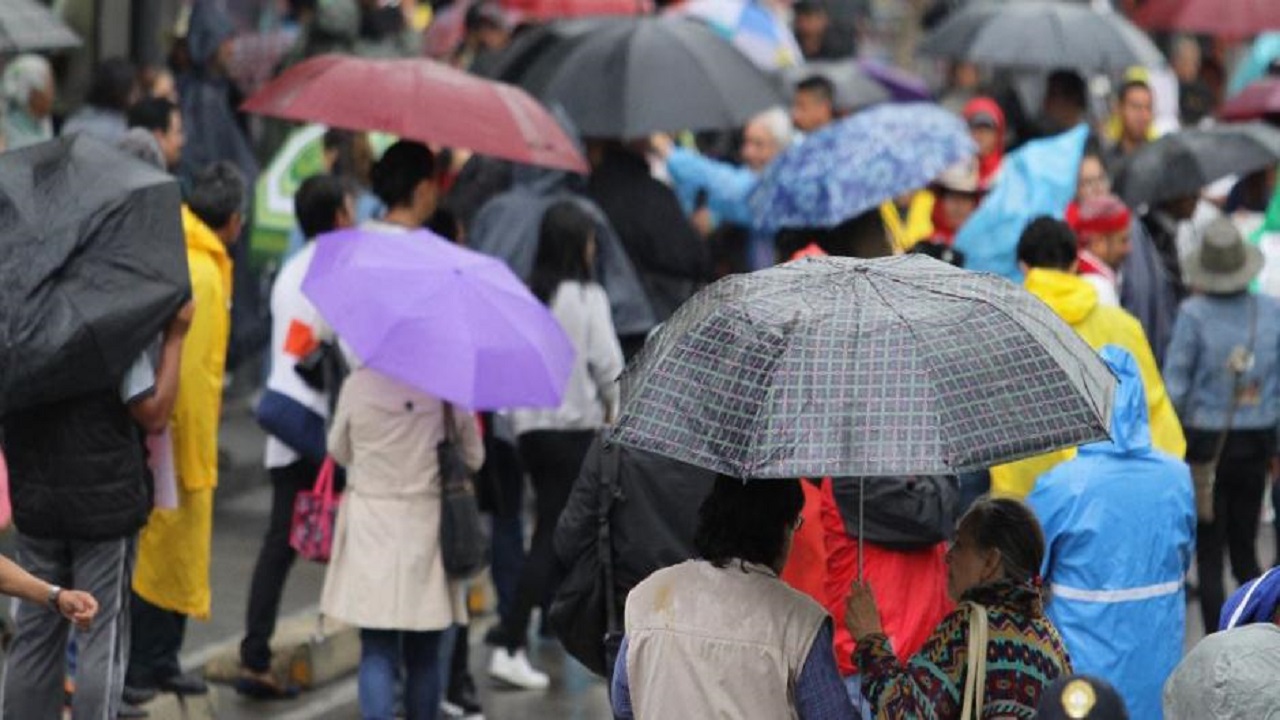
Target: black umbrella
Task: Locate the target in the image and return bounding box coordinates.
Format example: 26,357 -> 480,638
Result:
0,0 -> 81,52
1114,123 -> 1280,208
779,60 -> 891,113
921,1 -> 1165,74
0,135 -> 190,415
480,17 -> 616,97
532,16 -> 783,139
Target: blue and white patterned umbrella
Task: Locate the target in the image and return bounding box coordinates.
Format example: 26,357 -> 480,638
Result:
749,103 -> 975,233
672,0 -> 803,71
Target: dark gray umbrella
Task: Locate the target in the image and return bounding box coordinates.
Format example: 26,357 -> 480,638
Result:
611,254 -> 1115,480
1114,123 -> 1280,207
779,60 -> 891,113
480,17 -> 616,97
535,16 -> 784,138
0,0 -> 80,52
921,1 -> 1164,74
0,135 -> 189,415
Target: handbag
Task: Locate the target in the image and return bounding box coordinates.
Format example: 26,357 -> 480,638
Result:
289,457 -> 341,563
1189,297 -> 1257,524
959,601 -> 989,720
439,403 -> 489,580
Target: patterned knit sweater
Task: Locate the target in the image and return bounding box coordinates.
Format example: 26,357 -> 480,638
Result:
854,581 -> 1072,719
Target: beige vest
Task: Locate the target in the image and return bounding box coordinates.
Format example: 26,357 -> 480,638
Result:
625,560 -> 829,719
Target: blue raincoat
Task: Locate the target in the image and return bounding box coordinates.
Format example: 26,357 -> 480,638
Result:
1027,345 -> 1195,720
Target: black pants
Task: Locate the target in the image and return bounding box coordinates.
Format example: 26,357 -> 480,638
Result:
1194,430 -> 1272,633
240,458 -> 321,672
494,429 -> 595,651
126,594 -> 186,688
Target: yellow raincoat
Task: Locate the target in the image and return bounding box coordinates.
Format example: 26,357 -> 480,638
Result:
133,206 -> 232,620
990,269 -> 1185,498
880,193 -> 935,251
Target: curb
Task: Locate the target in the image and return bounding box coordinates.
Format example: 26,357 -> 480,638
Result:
202,611 -> 361,692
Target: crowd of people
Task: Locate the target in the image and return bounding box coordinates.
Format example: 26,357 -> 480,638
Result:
0,1 -> 1279,720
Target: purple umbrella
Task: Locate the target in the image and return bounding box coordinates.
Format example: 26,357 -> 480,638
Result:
302,228 -> 576,410
858,59 -> 932,102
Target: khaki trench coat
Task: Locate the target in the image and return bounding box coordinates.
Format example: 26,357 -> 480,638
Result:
320,368 -> 484,630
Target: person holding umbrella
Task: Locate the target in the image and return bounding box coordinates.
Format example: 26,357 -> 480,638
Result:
844,497 -> 1073,719
368,140 -> 439,232
2,54 -> 55,150
612,477 -> 855,719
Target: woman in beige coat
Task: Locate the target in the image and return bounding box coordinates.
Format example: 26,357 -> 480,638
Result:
320,366 -> 484,720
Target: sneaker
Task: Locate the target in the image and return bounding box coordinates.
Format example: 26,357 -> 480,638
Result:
487,648 -> 549,690
446,677 -> 484,718
440,700 -> 485,719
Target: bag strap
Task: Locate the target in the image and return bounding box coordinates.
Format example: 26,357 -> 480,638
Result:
314,457 -> 335,505
960,602 -> 989,720
442,402 -> 458,444
1211,296 -> 1258,465
600,438 -> 621,635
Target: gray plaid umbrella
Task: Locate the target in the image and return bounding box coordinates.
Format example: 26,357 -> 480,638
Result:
0,0 -> 80,53
612,254 -> 1115,480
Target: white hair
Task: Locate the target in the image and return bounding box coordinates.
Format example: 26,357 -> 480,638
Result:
750,106 -> 794,150
4,54 -> 52,106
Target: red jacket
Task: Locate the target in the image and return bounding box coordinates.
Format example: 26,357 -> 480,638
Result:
819,480 -> 953,676
780,478 -> 830,602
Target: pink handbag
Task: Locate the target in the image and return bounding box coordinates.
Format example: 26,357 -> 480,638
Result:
289,457 -> 341,563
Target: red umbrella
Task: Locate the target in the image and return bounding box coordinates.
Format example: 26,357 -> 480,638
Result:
240,54 -> 588,173
502,0 -> 651,21
1132,0 -> 1280,40
1220,77 -> 1280,122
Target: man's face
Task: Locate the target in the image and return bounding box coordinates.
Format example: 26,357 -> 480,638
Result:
741,120 -> 780,173
157,110 -> 186,170
793,10 -> 828,50
1076,156 -> 1110,203
476,25 -> 510,52
1120,87 -> 1153,144
1088,229 -> 1132,270
791,90 -> 833,134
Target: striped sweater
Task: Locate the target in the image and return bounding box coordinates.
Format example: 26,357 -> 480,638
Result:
855,581 -> 1072,719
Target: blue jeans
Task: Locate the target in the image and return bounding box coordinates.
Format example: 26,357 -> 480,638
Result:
843,674 -> 874,720
358,629 -> 444,720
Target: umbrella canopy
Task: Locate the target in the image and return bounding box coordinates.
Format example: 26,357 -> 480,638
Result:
858,58 -> 932,102
1219,76 -> 1280,122
780,60 -> 890,113
0,0 -> 80,53
535,16 -> 784,138
750,103 -> 974,233
0,135 -> 189,414
1114,123 -> 1280,207
503,0 -> 651,21
611,255 -> 1115,479
241,54 -> 588,173
480,17 -> 614,95
1133,0 -> 1280,41
671,0 -> 803,71
921,1 -> 1164,74
301,228 -> 576,410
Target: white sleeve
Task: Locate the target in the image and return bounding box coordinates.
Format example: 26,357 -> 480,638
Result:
586,286 -> 625,418
119,347 -> 156,405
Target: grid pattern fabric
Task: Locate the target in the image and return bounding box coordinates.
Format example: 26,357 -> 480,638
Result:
612,254 -> 1115,479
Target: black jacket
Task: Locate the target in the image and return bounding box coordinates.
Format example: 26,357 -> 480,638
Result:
3,390 -> 152,541
586,148 -> 711,327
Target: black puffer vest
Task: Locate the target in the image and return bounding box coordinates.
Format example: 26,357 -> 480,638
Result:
3,390 -> 152,541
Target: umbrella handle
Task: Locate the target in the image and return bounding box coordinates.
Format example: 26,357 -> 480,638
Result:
858,476 -> 864,583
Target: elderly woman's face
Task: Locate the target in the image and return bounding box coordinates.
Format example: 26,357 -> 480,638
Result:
28,75 -> 54,118
945,523 -> 1001,601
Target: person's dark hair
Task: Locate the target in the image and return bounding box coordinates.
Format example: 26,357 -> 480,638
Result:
959,497 -> 1045,586
1046,69 -> 1087,111
427,206 -> 461,243
295,174 -> 349,240
910,239 -> 966,267
824,208 -> 891,258
1017,216 -> 1077,271
128,97 -> 178,133
188,161 -> 247,231
796,74 -> 835,106
530,200 -> 594,304
793,0 -> 825,16
1117,78 -> 1151,103
86,58 -> 137,112
694,476 -> 804,569
465,1 -> 504,32
369,140 -> 435,209
1081,135 -> 1104,162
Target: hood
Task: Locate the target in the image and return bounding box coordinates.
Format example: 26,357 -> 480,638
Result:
1082,345 -> 1150,455
1024,268 -> 1098,326
186,1 -> 236,69
963,96 -> 1005,187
